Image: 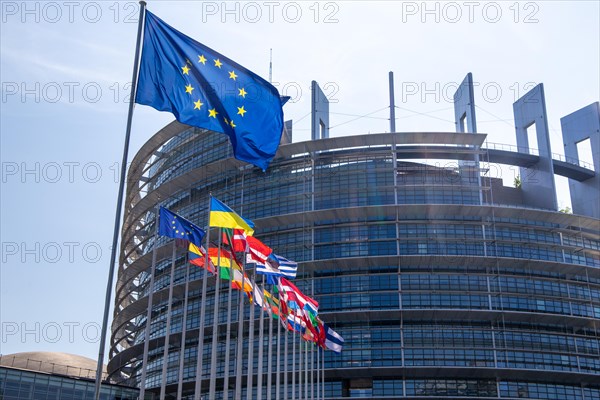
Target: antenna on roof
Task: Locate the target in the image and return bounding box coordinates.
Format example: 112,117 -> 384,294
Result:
269,48 -> 273,83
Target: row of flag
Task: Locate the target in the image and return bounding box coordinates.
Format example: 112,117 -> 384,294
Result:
157,197 -> 344,353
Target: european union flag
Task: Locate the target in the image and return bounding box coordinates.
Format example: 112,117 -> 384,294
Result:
158,206 -> 205,246
136,11 -> 285,171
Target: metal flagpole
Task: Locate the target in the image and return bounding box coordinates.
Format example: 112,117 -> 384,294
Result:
209,228 -> 223,398
306,336 -> 310,399
138,205 -> 159,400
160,241 -> 178,399
275,301 -> 281,400
235,168 -> 247,399
298,335 -> 302,400
315,345 -> 321,400
292,327 -> 296,400
310,339 -> 314,398
194,195 -> 213,399
234,255 -> 247,399
176,254 -> 191,400
93,2 -> 146,399
267,294 -> 273,400
246,269 -> 257,400
222,237 -> 235,399
322,348 -> 325,400
300,338 -> 304,400
256,275 -> 266,399
310,279 -> 315,400
193,247 -> 210,399
283,313 -> 289,400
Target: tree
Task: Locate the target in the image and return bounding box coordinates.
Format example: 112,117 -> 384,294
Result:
513,175 -> 522,188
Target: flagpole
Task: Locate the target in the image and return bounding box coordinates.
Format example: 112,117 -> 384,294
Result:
245,270 -> 256,400
311,278 -> 315,400
300,335 -> 305,400
234,255 -> 247,399
138,205 -> 159,400
176,254 -> 191,400
275,290 -> 281,400
256,275 -> 266,399
159,241 -> 178,398
322,348 -> 325,400
267,295 -> 274,400
313,345 -> 321,400
283,289 -> 289,400
298,334 -> 302,400
93,2 -> 146,399
209,228 -> 223,398
305,334 -> 309,399
222,236 -> 235,399
194,195 -> 213,399
291,327 -> 296,400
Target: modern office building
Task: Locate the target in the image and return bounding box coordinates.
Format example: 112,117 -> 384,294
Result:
108,75 -> 600,399
0,352 -> 140,399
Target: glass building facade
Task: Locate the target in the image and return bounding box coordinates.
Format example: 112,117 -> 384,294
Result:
0,366 -> 140,400
108,122 -> 600,399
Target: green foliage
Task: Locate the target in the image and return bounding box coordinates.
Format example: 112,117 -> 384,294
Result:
513,175 -> 522,189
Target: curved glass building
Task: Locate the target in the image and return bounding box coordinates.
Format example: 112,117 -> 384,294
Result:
108,80 -> 600,399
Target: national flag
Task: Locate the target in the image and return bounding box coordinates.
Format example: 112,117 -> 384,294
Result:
263,288 -> 280,318
302,327 -> 316,343
251,280 -> 265,307
271,254 -> 298,278
230,268 -> 253,294
278,285 -> 289,322
316,319 -> 327,349
188,242 -> 216,274
278,278 -> 319,312
222,228 -> 247,252
249,252 -> 281,284
136,10 -> 285,171
189,246 -> 240,279
324,324 -> 344,353
286,312 -> 305,334
246,236 -> 272,263
209,197 -> 255,235
212,247 -> 242,279
301,310 -> 318,343
252,257 -> 282,285
158,206 -> 205,246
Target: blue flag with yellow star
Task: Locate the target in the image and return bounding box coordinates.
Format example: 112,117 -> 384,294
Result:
158,206 -> 205,246
136,10 -> 285,171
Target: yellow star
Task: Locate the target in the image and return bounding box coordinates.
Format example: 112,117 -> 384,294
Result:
237,106 -> 247,117
208,108 -> 218,118
194,99 -> 204,110
185,84 -> 194,94
198,54 -> 207,65
238,88 -> 247,98
223,117 -> 229,125
229,71 -> 237,80
214,59 -> 222,68
230,119 -> 236,128
182,65 -> 190,75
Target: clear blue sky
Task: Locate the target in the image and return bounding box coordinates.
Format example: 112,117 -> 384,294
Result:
1,1 -> 598,362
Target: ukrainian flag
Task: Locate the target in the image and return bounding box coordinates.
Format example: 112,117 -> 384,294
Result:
209,197 -> 255,235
